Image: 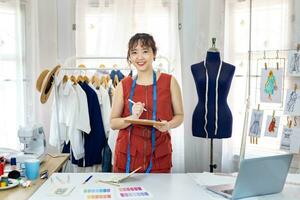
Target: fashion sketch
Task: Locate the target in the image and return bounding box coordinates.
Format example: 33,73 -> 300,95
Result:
284,89 -> 300,116
264,116 -> 280,137
280,126 -> 292,151
249,109 -> 264,137
287,51 -> 300,76
260,68 -> 283,103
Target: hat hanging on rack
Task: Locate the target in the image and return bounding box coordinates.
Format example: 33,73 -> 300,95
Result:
36,69 -> 50,92
38,65 -> 61,104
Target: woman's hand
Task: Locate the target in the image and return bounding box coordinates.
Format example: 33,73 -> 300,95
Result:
154,120 -> 170,132
132,102 -> 145,119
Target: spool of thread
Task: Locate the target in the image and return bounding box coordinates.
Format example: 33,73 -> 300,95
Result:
10,157 -> 16,170
0,181 -> 7,187
0,162 -> 4,176
10,157 -> 16,165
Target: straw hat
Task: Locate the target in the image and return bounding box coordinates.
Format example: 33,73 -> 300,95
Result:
36,69 -> 49,92
36,65 -> 61,104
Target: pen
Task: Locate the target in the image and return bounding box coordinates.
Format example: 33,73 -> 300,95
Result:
82,175 -> 93,184
128,99 -> 147,111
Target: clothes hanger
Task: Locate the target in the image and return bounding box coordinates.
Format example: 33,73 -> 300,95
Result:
77,64 -> 86,82
113,74 -> 119,87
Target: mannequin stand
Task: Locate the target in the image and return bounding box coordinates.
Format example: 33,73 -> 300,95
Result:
209,138 -> 217,172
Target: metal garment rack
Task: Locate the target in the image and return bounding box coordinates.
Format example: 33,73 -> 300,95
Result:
53,66 -> 132,152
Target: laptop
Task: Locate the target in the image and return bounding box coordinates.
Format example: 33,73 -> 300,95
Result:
207,154 -> 293,200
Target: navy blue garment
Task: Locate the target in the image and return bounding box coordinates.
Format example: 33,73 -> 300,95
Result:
110,70 -> 124,81
101,143 -> 112,172
71,82 -> 107,167
191,52 -> 235,138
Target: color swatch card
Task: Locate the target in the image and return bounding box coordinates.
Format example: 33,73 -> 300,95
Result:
83,188 -> 112,199
118,186 -> 152,199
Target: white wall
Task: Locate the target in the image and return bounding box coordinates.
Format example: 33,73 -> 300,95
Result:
36,0 -> 58,153
180,0 -> 226,172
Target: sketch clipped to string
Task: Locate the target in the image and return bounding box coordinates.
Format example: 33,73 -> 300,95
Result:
249,109 -> 264,138
284,89 -> 300,116
287,51 -> 300,76
260,68 -> 283,103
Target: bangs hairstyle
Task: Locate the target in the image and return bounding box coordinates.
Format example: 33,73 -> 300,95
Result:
127,33 -> 157,63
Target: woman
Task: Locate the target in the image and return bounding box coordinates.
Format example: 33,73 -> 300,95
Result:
110,33 -> 184,173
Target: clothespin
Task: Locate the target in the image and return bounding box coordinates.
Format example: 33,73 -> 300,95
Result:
288,120 -> 292,128
297,44 -> 300,52
264,62 -> 268,70
275,50 -> 280,70
99,64 -> 105,69
78,64 -> 86,68
257,104 -> 260,111
272,110 -> 275,118
294,84 -> 298,92
263,50 -> 266,59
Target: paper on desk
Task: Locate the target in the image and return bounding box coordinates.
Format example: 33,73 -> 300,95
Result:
188,172 -> 236,186
117,186 -> 152,199
48,184 -> 75,196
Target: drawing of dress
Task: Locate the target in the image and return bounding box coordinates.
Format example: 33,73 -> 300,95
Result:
286,91 -> 298,112
290,53 -> 300,74
264,71 -> 276,97
268,118 -> 276,133
250,113 -> 261,136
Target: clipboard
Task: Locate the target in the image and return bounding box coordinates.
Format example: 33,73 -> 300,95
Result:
96,166 -> 142,186
124,119 -> 164,126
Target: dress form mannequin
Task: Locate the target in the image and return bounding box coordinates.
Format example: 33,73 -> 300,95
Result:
191,51 -> 235,139
191,50 -> 235,172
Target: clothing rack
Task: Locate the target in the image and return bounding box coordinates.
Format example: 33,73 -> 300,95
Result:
53,67 -> 132,152
63,56 -> 171,71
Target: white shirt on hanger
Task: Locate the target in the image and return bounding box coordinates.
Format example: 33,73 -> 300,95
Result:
49,79 -> 68,148
64,80 -> 91,160
49,74 -> 90,160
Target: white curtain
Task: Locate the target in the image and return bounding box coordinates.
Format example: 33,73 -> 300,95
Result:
0,0 -> 39,150
180,0 -> 226,173
0,0 -> 24,150
75,0 -> 184,172
223,0 -> 295,172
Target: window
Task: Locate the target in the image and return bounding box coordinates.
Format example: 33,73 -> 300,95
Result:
225,0 -> 294,156
0,1 -> 26,150
75,0 -> 184,172
75,0 -> 179,73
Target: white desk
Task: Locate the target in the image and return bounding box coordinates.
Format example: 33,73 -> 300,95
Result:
29,172 -> 300,200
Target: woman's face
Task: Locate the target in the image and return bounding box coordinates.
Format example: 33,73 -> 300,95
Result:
129,41 -> 155,72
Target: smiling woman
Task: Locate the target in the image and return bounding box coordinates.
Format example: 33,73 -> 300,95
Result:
110,33 -> 184,173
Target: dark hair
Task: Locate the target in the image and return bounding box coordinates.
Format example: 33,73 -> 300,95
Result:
127,33 -> 157,63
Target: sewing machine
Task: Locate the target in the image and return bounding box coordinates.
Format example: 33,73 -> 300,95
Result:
16,124 -> 46,163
